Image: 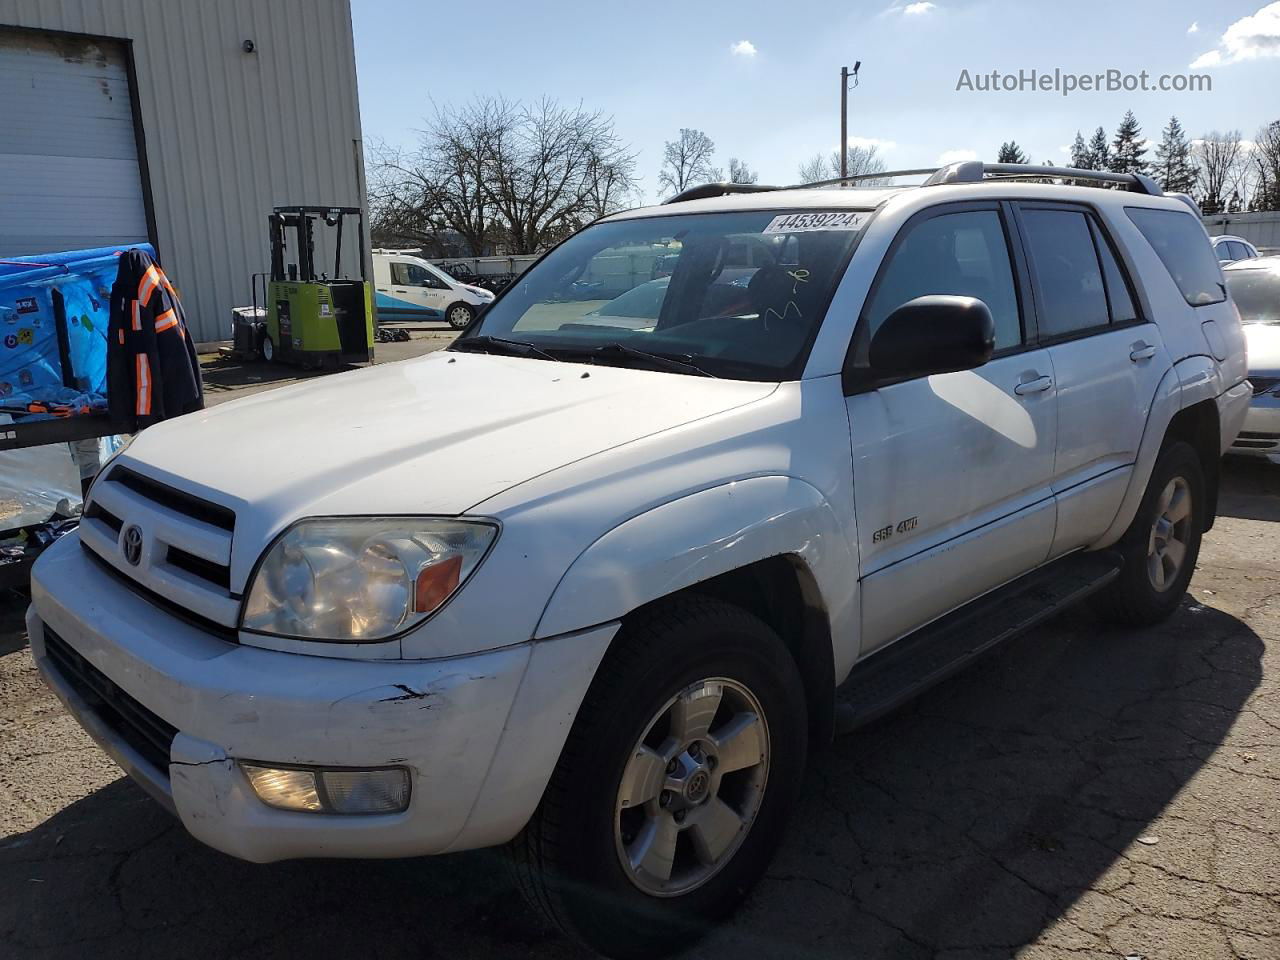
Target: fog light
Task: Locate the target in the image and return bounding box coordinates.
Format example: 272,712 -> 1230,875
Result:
319,768 -> 411,814
241,764 -> 322,812
240,762 -> 411,815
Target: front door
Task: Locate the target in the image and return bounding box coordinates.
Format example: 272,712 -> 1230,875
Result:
845,202 -> 1058,654
385,259 -> 447,319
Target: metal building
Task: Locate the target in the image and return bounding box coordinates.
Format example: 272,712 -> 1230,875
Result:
0,0 -> 365,344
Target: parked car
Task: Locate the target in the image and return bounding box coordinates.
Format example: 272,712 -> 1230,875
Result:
1212,234 -> 1261,264
1224,256 -> 1280,460
371,250 -> 494,329
29,161 -> 1248,959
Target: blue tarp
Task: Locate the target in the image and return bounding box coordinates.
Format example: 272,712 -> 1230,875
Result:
0,244 -> 154,408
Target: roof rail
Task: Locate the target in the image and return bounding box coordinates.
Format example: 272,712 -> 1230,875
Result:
665,162 -> 1166,206
925,160 -> 1164,195
663,182 -> 782,204
792,168 -> 940,189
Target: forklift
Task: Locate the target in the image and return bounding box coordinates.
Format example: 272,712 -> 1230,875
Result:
251,205 -> 374,368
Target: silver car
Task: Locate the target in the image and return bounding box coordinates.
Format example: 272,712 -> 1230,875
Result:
1224,257 -> 1280,461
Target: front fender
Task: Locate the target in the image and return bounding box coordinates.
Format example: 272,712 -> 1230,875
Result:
534,475 -> 859,674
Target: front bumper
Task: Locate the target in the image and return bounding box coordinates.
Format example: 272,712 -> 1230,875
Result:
1228,391 -> 1280,461
29,533 -> 615,862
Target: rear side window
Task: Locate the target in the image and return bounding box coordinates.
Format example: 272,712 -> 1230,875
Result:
863,209 -> 1022,350
1090,220 -> 1138,324
1230,241 -> 1253,261
1020,209 -> 1109,338
1127,208 -> 1225,307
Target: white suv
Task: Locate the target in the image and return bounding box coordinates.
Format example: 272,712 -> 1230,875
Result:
28,162 -> 1249,959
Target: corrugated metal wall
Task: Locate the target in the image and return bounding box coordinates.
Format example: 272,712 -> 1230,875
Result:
1205,212 -> 1280,254
0,0 -> 365,343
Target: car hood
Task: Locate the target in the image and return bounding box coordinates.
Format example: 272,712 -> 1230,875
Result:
117,350 -> 777,541
1245,322 -> 1280,374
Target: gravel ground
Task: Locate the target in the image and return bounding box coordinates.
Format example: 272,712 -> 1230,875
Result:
0,371 -> 1276,959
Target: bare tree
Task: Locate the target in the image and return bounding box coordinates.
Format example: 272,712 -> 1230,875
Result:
488,97 -> 638,251
658,129 -> 718,196
367,96 -> 638,256
797,144 -> 888,184
727,158 -> 758,184
1252,120 -> 1280,211
1194,131 -> 1249,216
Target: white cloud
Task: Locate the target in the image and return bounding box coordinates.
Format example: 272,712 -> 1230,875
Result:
730,39 -> 757,57
1057,144 -> 1071,154
1188,20 -> 1200,34
937,149 -> 978,165
847,136 -> 896,151
1189,1 -> 1280,67
903,1 -> 936,13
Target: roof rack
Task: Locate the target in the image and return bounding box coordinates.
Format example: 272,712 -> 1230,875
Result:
663,162 -> 1166,206
924,160 -> 1164,195
662,183 -> 782,204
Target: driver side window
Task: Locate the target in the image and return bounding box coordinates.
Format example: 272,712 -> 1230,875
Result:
864,209 -> 1023,352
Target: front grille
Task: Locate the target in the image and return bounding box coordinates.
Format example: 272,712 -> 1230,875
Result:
110,466 -> 236,531
79,465 -> 241,634
1251,377 -> 1280,397
42,627 -> 177,777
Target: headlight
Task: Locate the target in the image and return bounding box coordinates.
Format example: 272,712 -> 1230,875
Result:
241,518 -> 497,642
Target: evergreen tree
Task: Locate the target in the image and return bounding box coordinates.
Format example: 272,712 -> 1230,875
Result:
1070,131 -> 1091,169
997,141 -> 1029,164
1087,126 -> 1111,171
1111,110 -> 1148,175
1153,116 -> 1196,194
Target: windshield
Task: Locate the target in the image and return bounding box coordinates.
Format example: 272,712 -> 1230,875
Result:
1226,267 -> 1280,325
460,210 -> 868,379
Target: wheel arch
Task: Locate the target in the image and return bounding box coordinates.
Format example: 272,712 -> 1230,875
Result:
534,476 -> 855,744
1097,359 -> 1224,546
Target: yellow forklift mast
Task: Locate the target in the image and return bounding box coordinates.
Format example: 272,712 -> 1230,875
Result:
253,205 -> 373,368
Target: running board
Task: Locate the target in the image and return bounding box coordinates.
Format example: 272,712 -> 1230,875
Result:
834,550 -> 1122,734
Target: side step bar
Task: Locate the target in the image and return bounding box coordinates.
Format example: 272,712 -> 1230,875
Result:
834,550 -> 1122,734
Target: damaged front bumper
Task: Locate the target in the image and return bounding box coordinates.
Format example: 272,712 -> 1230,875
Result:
28,534 -> 615,863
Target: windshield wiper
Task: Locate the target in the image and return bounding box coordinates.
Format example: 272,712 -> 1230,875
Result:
548,342 -> 717,378
450,335 -> 556,361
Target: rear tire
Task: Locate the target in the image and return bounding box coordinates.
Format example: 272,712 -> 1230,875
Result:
261,335 -> 275,363
446,302 -> 474,330
510,596 -> 807,959
1093,440 -> 1204,626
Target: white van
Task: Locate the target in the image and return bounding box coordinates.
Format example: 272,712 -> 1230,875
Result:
372,251 -> 494,329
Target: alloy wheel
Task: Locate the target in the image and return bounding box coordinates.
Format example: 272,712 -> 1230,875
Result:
614,678 -> 770,898
1147,475 -> 1192,591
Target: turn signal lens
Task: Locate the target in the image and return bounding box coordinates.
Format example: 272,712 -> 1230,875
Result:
414,554 -> 463,613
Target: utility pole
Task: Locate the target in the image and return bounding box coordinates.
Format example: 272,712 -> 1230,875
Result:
840,62 -> 861,181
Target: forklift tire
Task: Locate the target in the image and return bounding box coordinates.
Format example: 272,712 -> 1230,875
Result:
446,302 -> 475,330
261,335 -> 275,363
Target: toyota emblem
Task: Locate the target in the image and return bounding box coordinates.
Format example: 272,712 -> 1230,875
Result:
122,525 -> 143,566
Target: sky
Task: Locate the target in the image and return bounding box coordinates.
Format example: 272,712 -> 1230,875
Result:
352,0 -> 1280,202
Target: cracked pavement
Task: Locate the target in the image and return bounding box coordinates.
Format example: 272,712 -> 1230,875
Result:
1,460 -> 1277,959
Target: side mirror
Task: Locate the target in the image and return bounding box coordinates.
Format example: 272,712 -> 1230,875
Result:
868,295 -> 995,381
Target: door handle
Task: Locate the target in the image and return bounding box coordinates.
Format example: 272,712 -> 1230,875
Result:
1014,375 -> 1053,395
1130,343 -> 1157,362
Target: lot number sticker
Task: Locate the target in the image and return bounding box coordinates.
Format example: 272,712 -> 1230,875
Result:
762,212 -> 866,234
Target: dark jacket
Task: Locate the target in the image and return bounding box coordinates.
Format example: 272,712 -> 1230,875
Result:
107,250 -> 203,431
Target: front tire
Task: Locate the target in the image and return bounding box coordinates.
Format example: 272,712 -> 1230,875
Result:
1094,440 -> 1205,626
446,302 -> 474,329
260,334 -> 275,363
511,597 -> 807,959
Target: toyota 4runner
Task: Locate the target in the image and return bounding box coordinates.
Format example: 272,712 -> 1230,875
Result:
28,161 -> 1250,958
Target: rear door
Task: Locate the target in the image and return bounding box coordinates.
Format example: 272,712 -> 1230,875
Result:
1012,202 -> 1168,557
846,201 -> 1058,654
